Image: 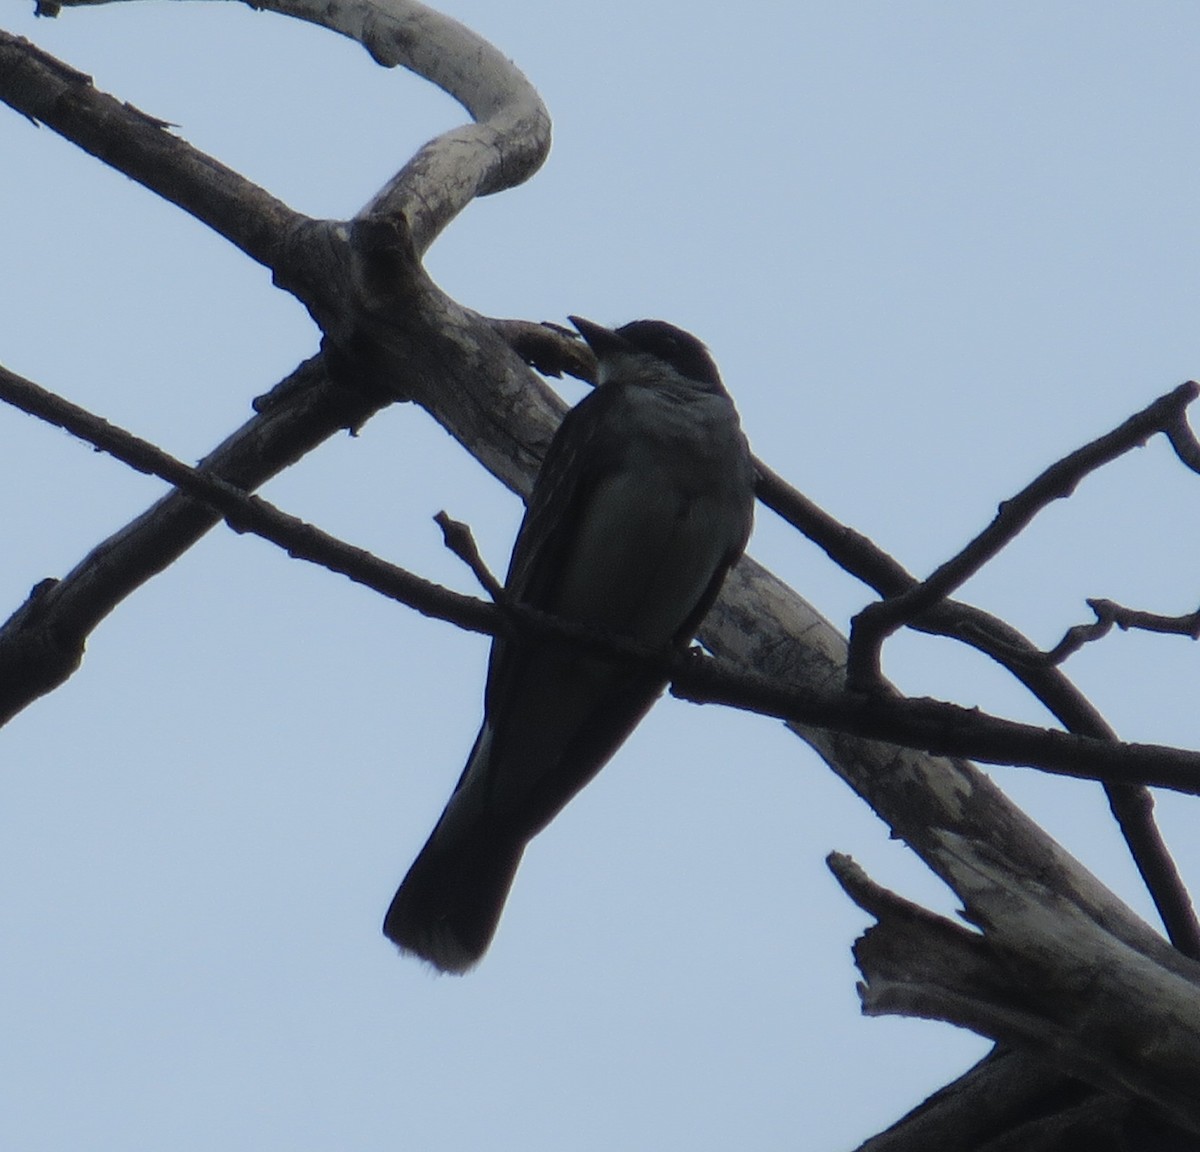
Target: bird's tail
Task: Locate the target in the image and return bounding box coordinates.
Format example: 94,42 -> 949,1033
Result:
383,816 -> 525,974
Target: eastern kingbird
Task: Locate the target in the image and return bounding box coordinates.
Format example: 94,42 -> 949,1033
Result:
383,317 -> 755,972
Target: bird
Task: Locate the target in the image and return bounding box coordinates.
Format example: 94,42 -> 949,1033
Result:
383,316 -> 755,972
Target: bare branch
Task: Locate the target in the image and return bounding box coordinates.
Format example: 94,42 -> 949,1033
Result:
1037,597 -> 1200,664
0,360 -> 501,722
0,367 -> 504,646
6,13 -> 1200,1138
10,357 -> 1200,802
832,853 -> 1200,1135
846,381 -> 1200,692
697,550 -> 1200,1013
33,0 -> 552,257
0,14 -> 560,723
1,353 -> 373,724
434,511 -> 505,602
1165,409 -> 1200,473
673,656 -> 1200,795
1087,597 -> 1200,640
0,31 -> 307,274
755,458 -> 1200,960
491,319 -> 596,381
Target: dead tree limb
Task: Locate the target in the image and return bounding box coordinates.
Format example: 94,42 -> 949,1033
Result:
4,4 -> 1199,1145
9,357 -> 1200,797
755,459 -> 1200,959
846,380 -> 1199,693
833,853 -> 1200,1136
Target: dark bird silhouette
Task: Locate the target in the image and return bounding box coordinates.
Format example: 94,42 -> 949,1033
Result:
383,317 -> 755,971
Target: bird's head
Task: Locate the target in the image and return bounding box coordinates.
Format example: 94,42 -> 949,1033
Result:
569,316 -> 725,394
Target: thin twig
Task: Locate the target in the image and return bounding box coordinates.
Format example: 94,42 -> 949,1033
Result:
490,319 -> 595,381
845,381 -> 1200,692
0,362 -> 496,635
1038,598 -> 1200,664
434,511 -> 505,601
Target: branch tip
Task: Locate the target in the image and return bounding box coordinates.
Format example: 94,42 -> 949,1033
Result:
434,511 -> 504,601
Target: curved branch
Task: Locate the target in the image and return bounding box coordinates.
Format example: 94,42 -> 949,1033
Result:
1041,597 -> 1200,663
0,11 -> 558,723
264,0 -> 553,246
34,0 -> 552,256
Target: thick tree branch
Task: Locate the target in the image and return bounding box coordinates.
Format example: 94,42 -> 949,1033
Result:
0,14 -> 559,723
754,458 -> 1200,960
854,1047 -> 1166,1152
832,853 -> 1200,1135
30,0 -> 552,258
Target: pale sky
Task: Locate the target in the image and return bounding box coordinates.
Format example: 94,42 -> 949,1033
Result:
2,3 -> 1199,1149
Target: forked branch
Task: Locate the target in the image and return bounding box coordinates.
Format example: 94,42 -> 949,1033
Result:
7,358 -> 1200,795
4,5 -> 1200,1144
846,381 -> 1200,692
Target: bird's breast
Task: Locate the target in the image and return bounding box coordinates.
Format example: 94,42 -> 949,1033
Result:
551,388 -> 751,646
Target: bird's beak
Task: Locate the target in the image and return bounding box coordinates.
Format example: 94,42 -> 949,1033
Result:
569,316 -> 630,358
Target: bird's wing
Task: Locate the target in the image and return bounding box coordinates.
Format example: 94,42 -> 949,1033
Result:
481,384 -> 629,712
504,384 -> 626,610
